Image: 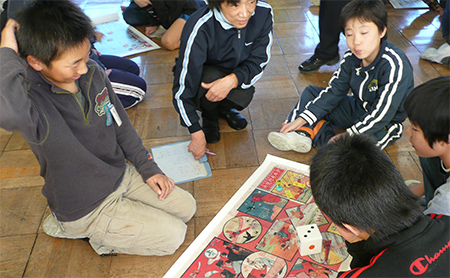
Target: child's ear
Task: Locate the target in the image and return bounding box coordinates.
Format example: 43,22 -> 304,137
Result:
342,223 -> 362,236
342,223 -> 371,240
26,55 -> 44,71
437,136 -> 450,148
380,26 -> 387,39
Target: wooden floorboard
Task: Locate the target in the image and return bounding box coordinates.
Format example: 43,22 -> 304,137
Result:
1,0 -> 448,277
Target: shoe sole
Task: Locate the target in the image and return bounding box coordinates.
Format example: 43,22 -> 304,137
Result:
298,56 -> 340,74
227,121 -> 247,131
268,132 -> 312,153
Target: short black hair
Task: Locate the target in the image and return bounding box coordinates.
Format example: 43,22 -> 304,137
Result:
404,76 -> 450,147
309,134 -> 422,241
208,0 -> 258,11
339,0 -> 388,39
15,0 -> 95,66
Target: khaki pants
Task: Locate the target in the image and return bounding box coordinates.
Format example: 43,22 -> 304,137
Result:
43,165 -> 196,256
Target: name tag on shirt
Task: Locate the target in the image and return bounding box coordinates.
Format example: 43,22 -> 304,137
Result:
106,103 -> 122,127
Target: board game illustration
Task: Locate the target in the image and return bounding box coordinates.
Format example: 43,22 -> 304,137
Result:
164,155 -> 351,278
93,17 -> 160,57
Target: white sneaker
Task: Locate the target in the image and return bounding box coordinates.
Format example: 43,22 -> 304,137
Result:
268,131 -> 312,153
420,43 -> 450,64
405,180 -> 421,187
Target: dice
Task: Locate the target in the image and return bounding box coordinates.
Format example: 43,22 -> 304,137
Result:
295,224 -> 323,256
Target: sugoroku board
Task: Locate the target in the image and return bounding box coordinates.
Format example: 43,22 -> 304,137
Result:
94,20 -> 160,57
164,155 -> 351,278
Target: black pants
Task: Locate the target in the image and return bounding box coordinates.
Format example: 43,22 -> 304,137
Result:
199,65 -> 255,121
314,0 -> 352,60
122,2 -> 159,26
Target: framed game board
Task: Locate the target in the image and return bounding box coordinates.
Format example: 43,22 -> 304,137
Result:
389,0 -> 428,9
92,13 -> 160,57
164,155 -> 351,278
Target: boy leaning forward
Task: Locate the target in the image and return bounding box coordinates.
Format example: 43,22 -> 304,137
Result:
0,1 -> 195,256
268,0 -> 414,153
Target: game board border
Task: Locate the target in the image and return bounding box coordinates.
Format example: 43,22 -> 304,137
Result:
163,154 -> 311,278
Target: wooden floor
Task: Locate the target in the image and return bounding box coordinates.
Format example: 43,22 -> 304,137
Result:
1,0 -> 449,277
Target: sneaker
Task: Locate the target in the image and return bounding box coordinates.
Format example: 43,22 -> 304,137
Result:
268,131 -> 312,153
440,56 -> 450,69
298,55 -> 340,73
405,180 -> 421,187
405,179 -> 425,197
420,43 -> 450,64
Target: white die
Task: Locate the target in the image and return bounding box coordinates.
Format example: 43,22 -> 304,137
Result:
296,224 -> 323,256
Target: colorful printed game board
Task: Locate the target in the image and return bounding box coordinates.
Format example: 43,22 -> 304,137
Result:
93,15 -> 160,57
389,0 -> 428,9
164,155 -> 351,278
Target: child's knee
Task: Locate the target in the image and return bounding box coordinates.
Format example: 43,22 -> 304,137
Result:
180,191 -> 197,223
127,61 -> 140,76
169,220 -> 188,252
161,36 -> 180,51
135,76 -> 147,92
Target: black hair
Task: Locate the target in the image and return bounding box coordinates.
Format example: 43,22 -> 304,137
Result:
339,0 -> 388,39
404,76 -> 450,147
15,0 -> 95,66
208,0 -> 258,11
309,134 -> 422,241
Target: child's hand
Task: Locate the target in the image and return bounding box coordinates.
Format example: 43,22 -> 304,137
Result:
280,117 -> 307,134
435,6 -> 444,16
95,31 -> 104,42
146,173 -> 175,201
0,19 -> 20,54
134,0 -> 152,8
188,130 -> 207,160
328,132 -> 347,144
92,48 -> 101,56
145,26 -> 158,36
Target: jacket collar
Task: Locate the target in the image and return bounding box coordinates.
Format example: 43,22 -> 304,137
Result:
354,39 -> 389,73
364,215 -> 430,254
213,7 -> 256,30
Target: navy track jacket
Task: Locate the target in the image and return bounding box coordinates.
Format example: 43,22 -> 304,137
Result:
291,40 -> 414,149
172,1 -> 274,133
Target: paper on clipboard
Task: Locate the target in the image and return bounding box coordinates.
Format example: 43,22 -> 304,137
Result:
151,141 -> 212,184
